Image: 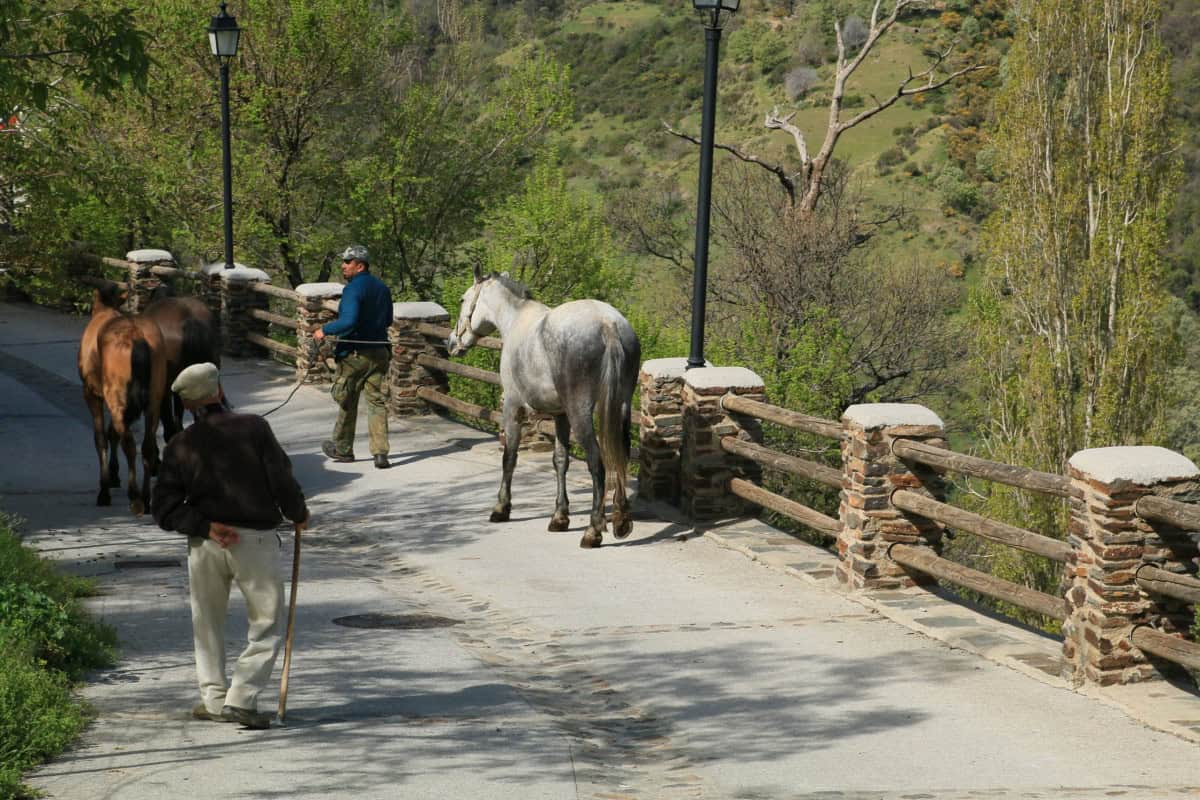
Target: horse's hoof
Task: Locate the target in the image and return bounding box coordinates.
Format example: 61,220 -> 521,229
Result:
579,528 -> 602,549
489,507 -> 510,523
96,491 -> 111,507
613,513 -> 633,540
547,514 -> 570,532
129,499 -> 145,517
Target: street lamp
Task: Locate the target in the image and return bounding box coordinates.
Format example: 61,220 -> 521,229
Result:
686,0 -> 739,370
208,2 -> 241,269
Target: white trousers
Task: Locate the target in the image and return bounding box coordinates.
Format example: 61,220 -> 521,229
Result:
188,530 -> 284,714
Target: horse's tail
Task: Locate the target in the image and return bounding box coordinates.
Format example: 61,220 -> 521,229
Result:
125,338 -> 152,429
596,320 -> 639,502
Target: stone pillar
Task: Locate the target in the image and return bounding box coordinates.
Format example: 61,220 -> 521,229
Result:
388,301 -> 451,415
680,367 -> 764,521
836,403 -> 946,591
637,358 -> 696,506
124,249 -> 175,312
202,263 -> 271,358
294,283 -> 343,383
1062,446 -> 1200,686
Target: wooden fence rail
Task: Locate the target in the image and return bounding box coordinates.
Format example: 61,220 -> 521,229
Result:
1135,494 -> 1200,531
891,489 -> 1071,562
892,439 -> 1071,498
719,436 -> 842,489
417,353 -> 502,386
416,321 -> 503,350
248,308 -> 299,330
728,478 -> 840,537
1130,626 -> 1200,672
1134,565 -> 1200,605
720,394 -> 841,440
245,332 -> 299,360
889,543 -> 1068,621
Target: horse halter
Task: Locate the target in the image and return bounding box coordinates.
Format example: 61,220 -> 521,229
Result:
453,280 -> 485,344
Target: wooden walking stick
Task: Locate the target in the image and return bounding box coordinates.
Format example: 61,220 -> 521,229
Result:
277,521 -> 302,722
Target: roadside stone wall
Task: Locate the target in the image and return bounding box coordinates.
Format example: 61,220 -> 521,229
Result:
1063,447 -> 1200,686
123,249 -> 174,313
680,367 -> 764,520
389,302 -> 451,416
637,358 -> 696,505
294,283 -> 343,383
202,263 -> 270,358
836,403 -> 946,591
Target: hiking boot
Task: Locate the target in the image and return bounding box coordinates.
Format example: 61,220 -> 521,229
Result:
192,703 -> 233,722
373,454 -> 390,470
321,440 -> 354,463
220,704 -> 272,729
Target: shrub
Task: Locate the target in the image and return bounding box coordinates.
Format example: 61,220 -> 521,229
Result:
875,146 -> 905,175
784,66 -> 819,100
0,516 -> 115,799
752,29 -> 791,77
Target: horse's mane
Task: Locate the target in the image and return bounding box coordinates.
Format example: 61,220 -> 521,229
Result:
491,272 -> 532,300
97,280 -> 125,310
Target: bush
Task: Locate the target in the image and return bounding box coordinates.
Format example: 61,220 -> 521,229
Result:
0,516 -> 115,799
752,29 -> 791,77
784,66 -> 819,100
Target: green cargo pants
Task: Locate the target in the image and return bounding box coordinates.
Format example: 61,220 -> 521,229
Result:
330,349 -> 390,457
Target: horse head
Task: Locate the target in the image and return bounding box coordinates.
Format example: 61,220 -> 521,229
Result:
447,266 -> 497,356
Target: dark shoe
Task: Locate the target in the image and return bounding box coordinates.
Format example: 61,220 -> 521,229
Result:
220,704 -> 271,729
322,440 -> 354,463
373,454 -> 390,470
192,703 -> 233,722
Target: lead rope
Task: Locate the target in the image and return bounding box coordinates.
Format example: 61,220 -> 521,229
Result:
260,335 -> 392,417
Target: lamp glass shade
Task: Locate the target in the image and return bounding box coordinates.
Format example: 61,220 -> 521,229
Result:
692,0 -> 740,11
207,7 -> 241,58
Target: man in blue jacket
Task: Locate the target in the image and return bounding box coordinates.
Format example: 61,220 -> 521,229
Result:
313,245 -> 394,469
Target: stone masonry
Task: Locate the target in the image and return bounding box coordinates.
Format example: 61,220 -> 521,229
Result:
680,367 -> 764,521
638,358 -> 699,506
201,263 -> 271,358
123,249 -> 175,313
1062,446 -> 1200,686
294,283 -> 343,384
837,403 -> 946,591
388,302 -> 451,416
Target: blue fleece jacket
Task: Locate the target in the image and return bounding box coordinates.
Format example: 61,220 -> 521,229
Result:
322,271 -> 393,358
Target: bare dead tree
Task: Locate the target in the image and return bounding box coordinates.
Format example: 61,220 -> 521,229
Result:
667,0 -> 987,216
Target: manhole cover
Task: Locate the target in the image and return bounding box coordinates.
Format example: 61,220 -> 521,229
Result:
332,613 -> 462,630
115,559 -> 181,569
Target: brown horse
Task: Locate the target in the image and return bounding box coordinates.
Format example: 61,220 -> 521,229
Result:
78,284 -> 167,515
142,290 -> 221,438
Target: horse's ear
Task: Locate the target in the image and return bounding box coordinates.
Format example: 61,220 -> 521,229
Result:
472,261 -> 483,283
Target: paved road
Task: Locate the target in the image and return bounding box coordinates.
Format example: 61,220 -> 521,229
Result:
3,300 -> 1200,799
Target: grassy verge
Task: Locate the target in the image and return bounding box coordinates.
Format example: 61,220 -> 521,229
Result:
0,512 -> 116,800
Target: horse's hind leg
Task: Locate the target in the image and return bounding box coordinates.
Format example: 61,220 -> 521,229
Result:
547,414 -> 571,532
105,423 -> 121,489
85,392 -> 114,505
118,427 -> 144,516
571,412 -> 606,549
490,406 -> 522,523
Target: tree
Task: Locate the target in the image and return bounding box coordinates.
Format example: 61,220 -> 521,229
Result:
669,0 -> 985,215
482,155 -> 627,307
0,0 -> 150,112
344,47 -> 572,297
964,0 -> 1181,610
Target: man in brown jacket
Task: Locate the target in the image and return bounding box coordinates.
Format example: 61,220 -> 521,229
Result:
152,362 -> 309,729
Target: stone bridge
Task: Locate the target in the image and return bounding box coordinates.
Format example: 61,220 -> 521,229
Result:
3,292 -> 1200,799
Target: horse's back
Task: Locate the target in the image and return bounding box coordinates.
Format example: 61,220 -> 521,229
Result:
143,296 -> 219,375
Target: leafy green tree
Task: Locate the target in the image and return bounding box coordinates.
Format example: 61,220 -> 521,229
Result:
966,0 -> 1182,610
0,0 -> 150,111
481,156 -> 627,306
344,48 -> 572,297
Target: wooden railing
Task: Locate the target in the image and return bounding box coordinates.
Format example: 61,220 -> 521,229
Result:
717,389 -> 1200,675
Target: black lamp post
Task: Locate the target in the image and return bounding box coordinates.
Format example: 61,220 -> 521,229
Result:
208,3 -> 241,269
686,0 -> 739,370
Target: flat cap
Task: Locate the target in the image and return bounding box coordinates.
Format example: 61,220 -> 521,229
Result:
172,362 -> 220,402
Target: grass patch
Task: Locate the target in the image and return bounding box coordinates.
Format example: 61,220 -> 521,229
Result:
0,512 -> 116,800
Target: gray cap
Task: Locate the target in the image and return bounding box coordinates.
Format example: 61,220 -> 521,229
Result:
172,362 -> 220,402
341,245 -> 368,263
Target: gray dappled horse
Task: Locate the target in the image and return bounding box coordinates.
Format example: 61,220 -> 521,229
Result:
447,269 -> 641,548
